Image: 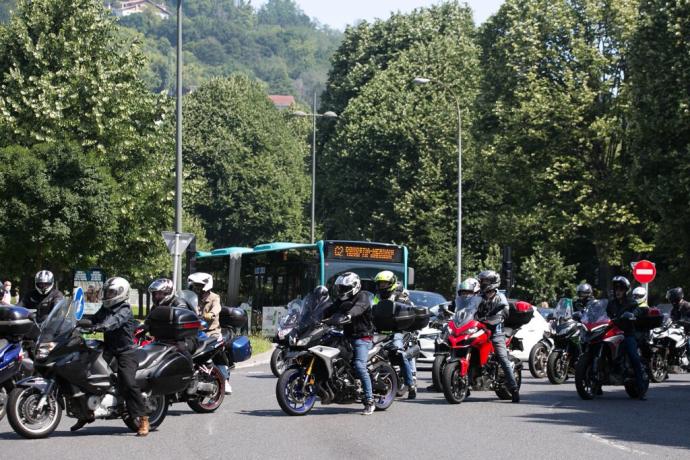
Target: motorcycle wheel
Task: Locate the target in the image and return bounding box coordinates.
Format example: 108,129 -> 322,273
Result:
624,372 -> 649,399
547,350 -> 568,384
123,394 -> 168,432
371,361 -> 397,411
575,352 -> 596,400
528,342 -> 549,378
275,368 -> 316,416
7,387 -> 62,439
270,347 -> 287,378
495,362 -> 522,400
431,354 -> 446,392
0,386 -> 7,421
441,361 -> 468,404
648,351 -> 668,383
187,366 -> 225,413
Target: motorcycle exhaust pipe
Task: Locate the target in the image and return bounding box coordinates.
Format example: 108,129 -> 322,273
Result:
196,381 -> 217,395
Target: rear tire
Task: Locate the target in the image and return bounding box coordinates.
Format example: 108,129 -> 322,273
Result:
270,347 -> 287,378
575,352 -> 596,400
431,354 -> 446,391
371,362 -> 397,411
648,351 -> 668,383
187,366 -> 225,413
495,361 -> 522,400
441,361 -> 468,404
547,350 -> 568,384
528,342 -> 549,378
0,386 -> 8,421
123,394 -> 168,432
276,368 -> 316,416
7,387 -> 62,439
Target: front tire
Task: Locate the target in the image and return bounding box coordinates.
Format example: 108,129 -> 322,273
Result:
431,354 -> 447,391
270,347 -> 288,378
648,351 -> 668,383
123,394 -> 168,432
7,387 -> 62,439
575,352 -> 596,400
547,350 -> 569,384
495,361 -> 522,400
187,366 -> 225,413
276,368 -> 316,416
370,362 -> 397,411
529,341 -> 550,378
0,386 -> 8,421
441,361 -> 468,404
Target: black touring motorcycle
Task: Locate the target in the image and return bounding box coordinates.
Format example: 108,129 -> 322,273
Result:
7,297 -> 195,438
275,289 -> 397,416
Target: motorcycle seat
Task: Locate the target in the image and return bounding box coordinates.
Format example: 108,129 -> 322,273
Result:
373,334 -> 389,345
134,344 -> 170,370
192,337 -> 219,358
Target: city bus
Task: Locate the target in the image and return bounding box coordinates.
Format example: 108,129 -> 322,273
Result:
193,240 -> 412,328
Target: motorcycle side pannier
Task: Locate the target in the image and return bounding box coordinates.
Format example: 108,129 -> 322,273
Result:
372,300 -> 415,332
0,306 -> 34,341
219,307 -> 247,328
504,301 -> 534,329
409,306 -> 431,330
147,306 -> 201,340
230,335 -> 252,362
636,308 -> 664,330
148,347 -> 194,395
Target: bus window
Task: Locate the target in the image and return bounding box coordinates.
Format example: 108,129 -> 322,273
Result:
324,261 -> 405,294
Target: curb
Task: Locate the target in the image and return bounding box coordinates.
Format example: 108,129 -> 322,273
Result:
235,344 -> 276,370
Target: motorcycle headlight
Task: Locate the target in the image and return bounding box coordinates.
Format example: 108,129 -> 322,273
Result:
296,337 -> 311,347
465,327 -> 478,335
36,342 -> 57,360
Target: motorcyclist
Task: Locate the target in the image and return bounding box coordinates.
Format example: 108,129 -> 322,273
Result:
188,272 -> 231,395
323,272 -> 376,415
455,277 -> 480,309
475,270 -> 520,403
632,286 -> 649,308
573,283 -> 594,313
148,278 -> 194,313
606,276 -> 647,400
73,277 -> 149,436
668,288 -> 690,323
16,270 -> 64,323
373,270 -> 416,400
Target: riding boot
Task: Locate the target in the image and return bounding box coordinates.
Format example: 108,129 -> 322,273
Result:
70,418 -> 93,432
137,416 -> 150,436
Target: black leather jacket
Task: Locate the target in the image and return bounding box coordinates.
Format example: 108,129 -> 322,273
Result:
477,292 -> 509,328
324,290 -> 374,339
606,295 -> 638,336
573,297 -> 592,313
671,300 -> 690,323
16,288 -> 65,323
93,301 -> 138,355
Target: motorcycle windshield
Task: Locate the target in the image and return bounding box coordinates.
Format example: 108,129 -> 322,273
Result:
452,296 -> 481,328
554,298 -> 573,321
280,299 -> 303,329
38,298 -> 77,343
297,292 -> 331,331
582,299 -> 609,324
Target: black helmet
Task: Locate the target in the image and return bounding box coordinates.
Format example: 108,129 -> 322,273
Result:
478,270 -> 501,293
612,276 -> 630,292
666,287 -> 684,304
576,283 -> 593,300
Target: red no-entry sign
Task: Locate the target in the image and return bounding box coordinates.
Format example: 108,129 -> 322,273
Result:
632,260 -> 656,284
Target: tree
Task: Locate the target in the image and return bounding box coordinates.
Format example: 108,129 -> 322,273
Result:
514,246 -> 577,304
183,75 -> 310,247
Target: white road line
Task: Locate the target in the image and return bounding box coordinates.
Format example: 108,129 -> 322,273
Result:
583,433 -> 648,456
549,400 -> 563,409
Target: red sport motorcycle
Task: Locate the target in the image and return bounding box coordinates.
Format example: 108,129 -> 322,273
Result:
575,299 -> 662,400
441,296 -> 533,404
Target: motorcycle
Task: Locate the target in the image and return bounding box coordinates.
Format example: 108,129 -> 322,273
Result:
545,300 -> 581,384
644,317 -> 690,382
270,299 -> 302,377
441,296 -> 531,404
378,330 -> 422,396
428,303 -> 454,392
7,297 -> 195,438
0,306 -> 37,421
275,290 -> 397,416
574,300 -> 662,400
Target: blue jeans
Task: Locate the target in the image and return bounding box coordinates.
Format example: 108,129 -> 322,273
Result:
393,333 -> 414,386
352,338 -> 373,402
623,336 -> 645,394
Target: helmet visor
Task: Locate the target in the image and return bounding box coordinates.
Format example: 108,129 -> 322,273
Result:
335,284 -> 353,299
36,282 -> 52,292
102,287 -> 120,301
376,281 -> 393,293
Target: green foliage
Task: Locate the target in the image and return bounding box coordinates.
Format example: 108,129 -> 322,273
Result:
183,75 -> 310,247
514,246 -> 578,304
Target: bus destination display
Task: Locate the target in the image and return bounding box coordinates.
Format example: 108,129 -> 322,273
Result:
326,243 -> 403,263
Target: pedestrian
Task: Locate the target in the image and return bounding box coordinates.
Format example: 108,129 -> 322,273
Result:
1,280 -> 12,304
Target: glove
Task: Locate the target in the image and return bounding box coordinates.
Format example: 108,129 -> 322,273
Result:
203,312 -> 214,322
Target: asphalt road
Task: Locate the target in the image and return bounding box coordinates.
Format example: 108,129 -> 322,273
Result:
1,365 -> 689,460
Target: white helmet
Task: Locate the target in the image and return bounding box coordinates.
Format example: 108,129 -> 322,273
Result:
334,272 -> 361,301
188,272 -> 213,293
35,270 -> 54,295
148,278 -> 174,306
632,286 -> 647,305
102,277 -> 131,308
457,277 -> 480,295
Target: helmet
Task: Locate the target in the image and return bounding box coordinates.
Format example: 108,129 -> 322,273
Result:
457,277 -> 480,296
632,286 -> 647,305
576,283 -> 593,300
666,287 -> 684,304
334,272 -> 361,301
188,272 -> 213,294
478,270 -> 501,293
612,276 -> 631,292
313,285 -> 329,304
35,270 -> 54,295
374,271 -> 397,296
102,277 -> 131,308
148,278 -> 174,306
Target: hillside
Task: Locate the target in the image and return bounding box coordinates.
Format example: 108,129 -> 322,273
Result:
0,0 -> 343,101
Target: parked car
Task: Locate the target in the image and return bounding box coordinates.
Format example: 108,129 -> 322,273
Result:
513,305 -> 551,362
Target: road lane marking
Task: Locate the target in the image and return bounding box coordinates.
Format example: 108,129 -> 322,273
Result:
583,433 -> 648,456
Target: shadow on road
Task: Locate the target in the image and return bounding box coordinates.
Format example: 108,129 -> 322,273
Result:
0,425 -> 133,440
239,406 -> 361,417
518,382 -> 690,451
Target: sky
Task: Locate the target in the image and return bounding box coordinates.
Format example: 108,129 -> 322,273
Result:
252,0 -> 505,29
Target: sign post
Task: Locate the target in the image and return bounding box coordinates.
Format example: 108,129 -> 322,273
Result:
162,231 -> 195,290
631,260 -> 656,295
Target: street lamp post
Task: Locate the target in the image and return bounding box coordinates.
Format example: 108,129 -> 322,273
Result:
173,0 -> 183,290
292,95 -> 337,244
413,76 -> 463,284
